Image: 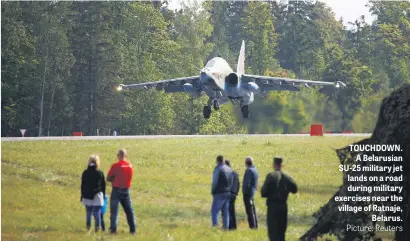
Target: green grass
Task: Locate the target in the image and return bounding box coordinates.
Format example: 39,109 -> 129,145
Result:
1,136 -> 363,241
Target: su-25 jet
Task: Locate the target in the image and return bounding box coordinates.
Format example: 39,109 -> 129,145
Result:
117,41 -> 346,119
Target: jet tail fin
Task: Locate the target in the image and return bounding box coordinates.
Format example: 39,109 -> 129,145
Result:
236,40 -> 245,74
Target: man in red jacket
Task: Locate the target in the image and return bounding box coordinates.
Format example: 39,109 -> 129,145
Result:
107,149 -> 136,235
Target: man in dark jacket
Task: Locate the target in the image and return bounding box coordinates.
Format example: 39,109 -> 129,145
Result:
225,160 -> 240,230
242,156 -> 259,229
211,155 -> 233,230
261,157 -> 297,241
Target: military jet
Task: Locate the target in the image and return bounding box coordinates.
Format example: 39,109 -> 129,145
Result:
117,41 -> 346,119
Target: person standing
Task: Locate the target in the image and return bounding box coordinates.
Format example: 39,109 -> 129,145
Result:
225,160 -> 240,230
81,155 -> 106,232
261,157 -> 298,241
107,149 -> 137,235
242,156 -> 259,229
211,155 -> 233,230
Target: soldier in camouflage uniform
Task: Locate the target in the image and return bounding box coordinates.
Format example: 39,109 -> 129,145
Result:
261,157 -> 298,241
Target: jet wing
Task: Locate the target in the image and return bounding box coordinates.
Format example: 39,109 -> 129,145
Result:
118,76 -> 201,93
242,74 -> 346,93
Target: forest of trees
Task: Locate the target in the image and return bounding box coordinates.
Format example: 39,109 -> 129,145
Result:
1,0 -> 409,136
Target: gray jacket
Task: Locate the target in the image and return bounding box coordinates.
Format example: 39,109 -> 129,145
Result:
242,165 -> 258,197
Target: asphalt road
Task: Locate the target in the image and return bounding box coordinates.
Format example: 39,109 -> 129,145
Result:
1,133 -> 371,142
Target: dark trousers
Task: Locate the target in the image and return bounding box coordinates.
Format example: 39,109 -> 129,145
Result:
101,213 -> 105,231
110,188 -> 137,234
267,204 -> 288,241
243,195 -> 258,229
228,195 -> 237,230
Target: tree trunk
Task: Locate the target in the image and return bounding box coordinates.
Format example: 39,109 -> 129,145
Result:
47,61 -> 56,136
39,46 -> 49,137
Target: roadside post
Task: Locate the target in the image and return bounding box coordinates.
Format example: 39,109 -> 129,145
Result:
20,129 -> 27,137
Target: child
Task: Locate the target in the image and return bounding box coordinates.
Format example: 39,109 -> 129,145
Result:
80,155 -> 106,232
101,195 -> 108,231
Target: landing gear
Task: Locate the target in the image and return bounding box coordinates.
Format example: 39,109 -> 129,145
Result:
203,105 -> 211,119
213,100 -> 220,111
241,105 -> 249,118
203,98 -> 221,119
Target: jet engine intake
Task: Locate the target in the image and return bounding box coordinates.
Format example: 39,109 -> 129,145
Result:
226,73 -> 239,87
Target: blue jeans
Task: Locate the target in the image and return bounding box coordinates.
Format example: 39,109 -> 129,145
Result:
211,192 -> 231,229
109,188 -> 137,233
86,206 -> 102,230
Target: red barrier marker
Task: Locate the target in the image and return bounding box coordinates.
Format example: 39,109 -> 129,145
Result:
72,132 -> 83,136
310,124 -> 323,136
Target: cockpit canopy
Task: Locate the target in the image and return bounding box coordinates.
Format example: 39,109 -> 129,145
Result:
205,57 -> 233,73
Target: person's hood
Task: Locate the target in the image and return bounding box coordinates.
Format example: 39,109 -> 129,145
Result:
87,163 -> 97,170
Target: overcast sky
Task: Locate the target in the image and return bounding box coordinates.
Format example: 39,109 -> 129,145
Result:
167,0 -> 375,26
323,0 -> 374,24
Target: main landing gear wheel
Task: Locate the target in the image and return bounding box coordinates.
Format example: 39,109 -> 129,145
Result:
203,106 -> 211,119
213,100 -> 220,111
241,105 -> 249,118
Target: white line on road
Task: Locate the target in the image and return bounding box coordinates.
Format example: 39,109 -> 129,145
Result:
1,134 -> 371,142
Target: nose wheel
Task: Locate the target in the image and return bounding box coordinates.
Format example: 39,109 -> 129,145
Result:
241,105 -> 249,118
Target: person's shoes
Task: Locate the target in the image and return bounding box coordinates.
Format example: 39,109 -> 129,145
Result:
130,232 -> 137,235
